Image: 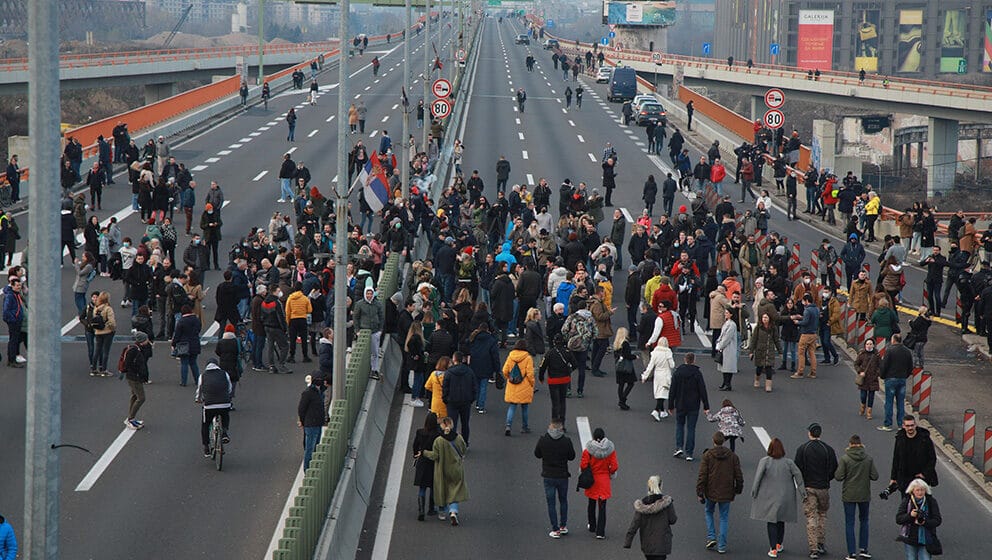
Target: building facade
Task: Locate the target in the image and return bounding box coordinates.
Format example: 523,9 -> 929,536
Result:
711,0 -> 992,78
0,0 -> 145,40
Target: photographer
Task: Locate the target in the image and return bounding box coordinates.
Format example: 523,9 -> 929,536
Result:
895,479 -> 942,558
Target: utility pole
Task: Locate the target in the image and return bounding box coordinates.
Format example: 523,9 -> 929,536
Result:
257,0 -> 265,85
24,0 -> 62,558
422,0 -> 431,152
401,0 -> 412,199
332,0 -> 350,402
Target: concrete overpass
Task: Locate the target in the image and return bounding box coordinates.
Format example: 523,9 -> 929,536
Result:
552,35 -> 992,194
0,41 -> 339,102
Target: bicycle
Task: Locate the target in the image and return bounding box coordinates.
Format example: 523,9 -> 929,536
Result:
235,321 -> 254,365
209,414 -> 224,471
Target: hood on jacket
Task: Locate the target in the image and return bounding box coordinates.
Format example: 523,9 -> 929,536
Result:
507,348 -> 530,363
889,263 -> 904,273
205,362 -> 222,372
586,437 -> 615,459
500,241 -> 512,255
576,309 -> 593,320
547,426 -> 565,440
319,337 -> 332,345
844,446 -> 868,462
633,494 -> 673,515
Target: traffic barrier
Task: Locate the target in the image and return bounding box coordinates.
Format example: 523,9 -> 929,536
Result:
984,427 -> 992,477
917,371 -> 932,415
963,409 -> 976,458
956,295 -> 962,325
703,183 -> 719,210
845,305 -> 859,347
789,243 -> 801,283
910,367 -> 924,406
875,335 -> 887,356
859,322 -> 873,347
923,284 -> 929,308
810,250 -> 820,279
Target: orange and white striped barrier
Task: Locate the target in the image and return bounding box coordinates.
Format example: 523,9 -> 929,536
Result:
860,322 -> 874,347
984,427 -> 992,477
810,250 -> 820,278
789,243 -> 801,283
917,371 -> 932,415
963,409 -> 976,459
845,305 -> 859,347
910,367 -> 924,406
875,335 -> 888,356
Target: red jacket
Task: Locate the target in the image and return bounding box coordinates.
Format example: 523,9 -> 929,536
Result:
821,178 -> 838,205
657,309 -> 682,348
580,444 -> 619,500
669,260 -> 700,287
651,284 -> 679,312
741,161 -> 754,181
710,163 -> 727,184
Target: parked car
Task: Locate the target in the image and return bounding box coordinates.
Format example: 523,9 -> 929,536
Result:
636,102 -> 667,126
631,94 -> 657,112
595,66 -> 612,83
543,38 -> 560,50
515,34 -> 530,45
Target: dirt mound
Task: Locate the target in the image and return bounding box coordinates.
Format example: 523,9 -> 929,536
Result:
136,32 -> 264,50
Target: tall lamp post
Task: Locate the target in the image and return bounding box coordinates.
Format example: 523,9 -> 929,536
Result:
258,0 -> 265,84
332,0 -> 350,401
401,0 -> 412,199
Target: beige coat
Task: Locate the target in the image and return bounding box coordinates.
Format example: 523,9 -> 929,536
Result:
709,290 -> 730,330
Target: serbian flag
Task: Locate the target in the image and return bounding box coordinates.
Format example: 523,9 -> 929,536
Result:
360,150 -> 389,213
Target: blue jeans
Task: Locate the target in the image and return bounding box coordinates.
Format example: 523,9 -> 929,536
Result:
280,178 -> 293,200
675,411 -> 700,457
884,378 -> 907,428
505,403 -> 529,430
843,501 -> 870,556
237,298 -> 249,320
252,332 -> 267,368
439,273 -> 455,303
509,300 -> 519,335
782,340 -> 797,364
480,287 -> 490,307
180,354 -> 200,385
85,330 -> 96,367
476,378 -> 489,411
819,323 -> 837,361
360,211 -> 374,233
287,124 -> 296,141
131,193 -> 139,211
544,477 -> 569,531
74,292 -> 87,314
904,543 -> 932,560
705,499 -> 731,550
303,426 -> 322,470
713,180 -> 723,196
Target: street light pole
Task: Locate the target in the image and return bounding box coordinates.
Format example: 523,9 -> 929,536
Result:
422,0 -> 431,152
401,0 -> 412,199
258,0 -> 265,85
332,0 -> 350,402
24,0 -> 62,558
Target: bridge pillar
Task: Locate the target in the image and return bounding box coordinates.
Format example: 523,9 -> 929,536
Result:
811,120 -> 836,172
926,117 -> 959,197
917,142 -> 924,169
144,83 -> 178,105
750,96 -> 763,123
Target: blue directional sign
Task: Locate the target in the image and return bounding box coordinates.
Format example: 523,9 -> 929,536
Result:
702,42 -> 711,56
547,19 -> 555,28
609,31 -> 617,38
601,37 -> 609,46
770,43 -> 780,56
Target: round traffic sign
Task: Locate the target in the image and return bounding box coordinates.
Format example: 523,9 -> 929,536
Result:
432,79 -> 452,98
430,98 -> 452,119
763,109 -> 785,129
764,88 -> 785,109
456,49 -> 466,62
651,52 -> 662,63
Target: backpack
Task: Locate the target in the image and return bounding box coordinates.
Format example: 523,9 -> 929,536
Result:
273,225 -> 290,243
88,309 -> 106,331
508,362 -> 524,384
117,344 -> 136,373
566,314 -> 595,352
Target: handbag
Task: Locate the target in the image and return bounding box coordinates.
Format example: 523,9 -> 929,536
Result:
854,371 -> 866,386
576,466 -> 594,491
493,371 -> 506,390
925,532 -> 943,555
714,350 -> 723,365
616,356 -> 635,376
173,341 -> 190,357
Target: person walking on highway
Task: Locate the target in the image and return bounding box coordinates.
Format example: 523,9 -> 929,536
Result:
622,475 -> 677,558
751,437 -> 806,558
122,331 -> 153,430
894,479 -> 943,560
516,88 -> 527,113
853,338 -> 881,420
309,79 -> 318,105
442,351 -> 477,446
686,100 -> 694,130
90,291 -> 116,376
696,431 -> 744,554
535,419 -> 576,538
501,339 -> 535,435
200,203 -> 222,271
889,414 -> 938,493
348,103 -> 359,133
877,334 -> 913,432
357,101 -> 368,133
285,283 -> 313,364
834,434 -> 878,560
790,293 -> 820,379
297,374 -> 325,470
277,153 -> 296,203
668,352 -> 710,462
261,286 -> 291,375
0,514 -> 16,560
794,423 -> 838,559
412,412 -> 441,521
539,334 -> 574,424
581,427 -> 619,539
239,81 -> 248,107
421,415 -> 469,526
564,86 -> 572,109
286,107 -> 297,142
172,304 -> 202,386
575,85 -> 583,109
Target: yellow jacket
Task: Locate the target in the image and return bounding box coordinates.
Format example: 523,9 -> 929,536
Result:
865,196 -> 880,216
423,370 -> 447,418
285,290 -> 312,320
502,349 -> 535,404
598,280 -> 614,309
642,275 -> 662,305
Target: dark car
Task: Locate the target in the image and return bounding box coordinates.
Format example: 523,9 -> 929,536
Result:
514,34 -> 530,45
636,102 -> 667,126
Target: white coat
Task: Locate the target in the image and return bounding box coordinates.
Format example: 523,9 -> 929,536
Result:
641,345 -> 675,399
715,320 -> 739,373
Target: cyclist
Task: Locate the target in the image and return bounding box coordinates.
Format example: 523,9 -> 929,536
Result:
261,82 -> 270,110
195,359 -> 232,458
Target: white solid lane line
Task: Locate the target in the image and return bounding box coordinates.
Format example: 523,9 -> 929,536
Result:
203,321 -> 221,338
253,170 -> 269,182
620,207 -> 634,223
61,318 -> 80,336
370,394 -> 416,560
576,416 -> 593,449
75,429 -> 137,491
752,427 -> 772,450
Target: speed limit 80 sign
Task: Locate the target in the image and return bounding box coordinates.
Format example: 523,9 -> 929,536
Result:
430,98 -> 452,119
763,109 -> 785,129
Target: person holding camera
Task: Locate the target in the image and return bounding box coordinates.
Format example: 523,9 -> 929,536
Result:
895,479 -> 942,559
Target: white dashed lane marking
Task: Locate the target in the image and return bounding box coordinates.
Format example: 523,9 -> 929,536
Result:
204,157 -> 219,163
308,130 -> 319,138
192,165 -> 208,171
252,170 -> 268,181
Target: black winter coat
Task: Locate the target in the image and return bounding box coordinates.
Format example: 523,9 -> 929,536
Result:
215,336 -> 241,381
441,363 -> 477,405
298,386 -> 325,427
534,432 -> 576,479
489,274 -> 515,322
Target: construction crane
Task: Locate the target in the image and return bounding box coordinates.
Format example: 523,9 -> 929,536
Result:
162,5 -> 193,48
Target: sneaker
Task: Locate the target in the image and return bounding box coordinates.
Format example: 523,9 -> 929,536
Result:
549,530 -> 561,539
488,377 -> 495,383
659,411 -> 670,418
566,389 -> 573,398
650,410 -> 661,422
128,419 -> 144,430
858,550 -> 872,558
777,544 -> 784,553
521,427 -> 532,434
817,544 -> 826,554
790,373 -> 805,379
809,552 -> 820,559
845,555 -> 858,560
15,355 -> 26,363
222,435 -> 231,444
505,427 -> 511,436
277,198 -> 287,203
595,535 -> 605,540
252,366 -> 268,372
685,456 -> 694,462
706,540 -> 718,549
876,425 -> 893,432
477,408 -> 486,414
673,449 -> 684,458
438,512 -> 447,520
558,526 -> 568,535
411,398 -> 425,407
577,391 -> 584,398
768,550 -> 778,558
203,446 -> 211,457
718,549 -> 727,555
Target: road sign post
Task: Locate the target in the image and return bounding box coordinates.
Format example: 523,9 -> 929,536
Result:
432,78 -> 452,98
763,109 -> 785,129
431,97 -> 452,119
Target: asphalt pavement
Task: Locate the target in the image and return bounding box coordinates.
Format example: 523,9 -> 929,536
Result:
362,17 -> 992,560
0,27 -> 452,559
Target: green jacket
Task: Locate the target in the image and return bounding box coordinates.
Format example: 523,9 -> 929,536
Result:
869,307 -> 898,339
834,446 -> 879,503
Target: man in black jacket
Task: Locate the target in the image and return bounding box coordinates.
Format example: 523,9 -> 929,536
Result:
668,353 -> 710,461
442,351 -> 477,445
794,423 -> 838,558
298,375 -> 327,469
261,288 -> 291,374
123,332 -> 153,430
534,420 -> 576,538
878,334 -> 914,431
889,414 -> 937,492
196,360 -> 232,457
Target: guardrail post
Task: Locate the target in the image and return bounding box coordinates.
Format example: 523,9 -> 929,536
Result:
963,409 -> 976,458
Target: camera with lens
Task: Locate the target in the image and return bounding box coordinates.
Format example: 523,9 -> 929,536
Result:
878,481 -> 899,500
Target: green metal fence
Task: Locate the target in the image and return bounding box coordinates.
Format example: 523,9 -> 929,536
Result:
271,252 -> 401,560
